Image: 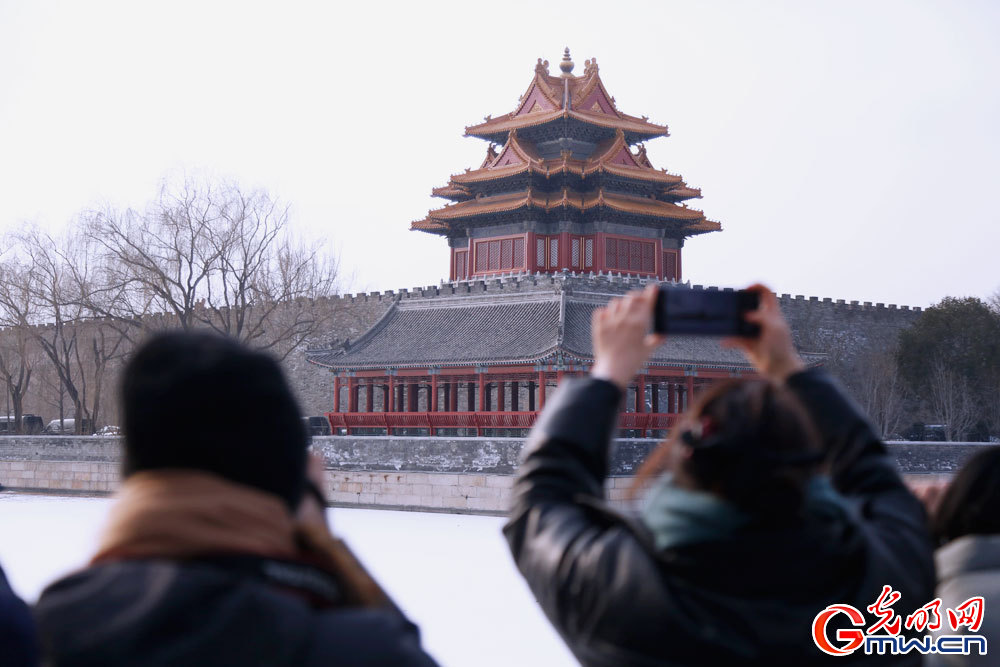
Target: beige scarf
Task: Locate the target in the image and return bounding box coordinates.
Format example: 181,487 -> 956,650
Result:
94,469 -> 298,563
93,469 -> 389,607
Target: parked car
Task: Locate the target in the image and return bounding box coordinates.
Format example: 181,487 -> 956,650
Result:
303,416 -> 331,436
42,419 -> 94,435
0,414 -> 44,434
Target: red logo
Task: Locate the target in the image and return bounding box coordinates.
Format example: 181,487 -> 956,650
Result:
812,588 -> 988,657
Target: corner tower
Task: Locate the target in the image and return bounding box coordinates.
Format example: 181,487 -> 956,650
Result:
412,49 -> 720,282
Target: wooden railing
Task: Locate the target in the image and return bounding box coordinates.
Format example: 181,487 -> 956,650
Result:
326,411 -> 681,437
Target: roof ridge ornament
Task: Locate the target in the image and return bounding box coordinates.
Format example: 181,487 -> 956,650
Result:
535,58 -> 550,75
584,58 -> 599,76
559,47 -> 574,77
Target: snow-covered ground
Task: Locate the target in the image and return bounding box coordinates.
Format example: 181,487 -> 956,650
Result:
0,494 -> 575,667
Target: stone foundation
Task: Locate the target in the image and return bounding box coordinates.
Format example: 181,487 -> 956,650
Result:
0,459 -> 119,494
0,436 -> 991,514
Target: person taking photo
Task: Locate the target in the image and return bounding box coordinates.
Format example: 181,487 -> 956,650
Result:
504,284 -> 935,665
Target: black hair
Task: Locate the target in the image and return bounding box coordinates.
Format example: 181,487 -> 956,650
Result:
932,446 -> 1000,546
634,378 -> 824,517
120,330 -> 309,508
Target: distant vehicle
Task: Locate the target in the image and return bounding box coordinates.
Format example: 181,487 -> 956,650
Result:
924,424 -> 947,441
95,425 -> 121,437
43,418 -> 94,435
0,414 -> 44,434
303,416 -> 331,437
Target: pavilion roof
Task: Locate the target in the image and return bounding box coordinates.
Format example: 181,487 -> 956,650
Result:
439,130 -> 690,191
412,187 -> 720,234
306,287 -> 765,371
463,53 -> 669,143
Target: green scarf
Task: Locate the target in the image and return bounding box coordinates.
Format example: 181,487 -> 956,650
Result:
640,474 -> 847,551
640,474 -> 749,551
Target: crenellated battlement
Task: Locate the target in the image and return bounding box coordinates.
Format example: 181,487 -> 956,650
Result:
323,270 -> 922,314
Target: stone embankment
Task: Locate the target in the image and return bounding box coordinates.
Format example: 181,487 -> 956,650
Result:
0,436 -> 987,515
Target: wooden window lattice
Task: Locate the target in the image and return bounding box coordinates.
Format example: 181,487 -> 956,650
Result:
663,251 -> 677,280
513,238 -> 524,269
585,238 -> 593,268
500,239 -> 513,270
489,240 -> 500,271
605,238 -> 655,273
475,242 -> 488,271
536,238 -> 545,268
641,243 -> 655,273
549,238 -> 559,268
455,250 -> 468,280
571,238 -> 580,268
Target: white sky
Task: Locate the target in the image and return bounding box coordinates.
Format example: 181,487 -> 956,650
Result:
1,0 -> 997,308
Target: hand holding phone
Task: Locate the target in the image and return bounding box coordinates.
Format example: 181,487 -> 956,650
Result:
653,286 -> 761,337
720,284 -> 805,382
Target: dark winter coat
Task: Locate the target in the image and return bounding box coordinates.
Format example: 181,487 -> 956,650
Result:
33,557 -> 438,666
503,368 -> 936,666
0,564 -> 39,667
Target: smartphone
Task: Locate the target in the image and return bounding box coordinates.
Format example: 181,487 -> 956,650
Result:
653,286 -> 760,337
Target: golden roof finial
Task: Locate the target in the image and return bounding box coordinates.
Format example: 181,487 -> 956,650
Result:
559,47 -> 574,77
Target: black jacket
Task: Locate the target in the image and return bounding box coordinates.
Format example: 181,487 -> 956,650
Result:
503,369 -> 935,666
0,564 -> 39,667
33,558 -> 438,666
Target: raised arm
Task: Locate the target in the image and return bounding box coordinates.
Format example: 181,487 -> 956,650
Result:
502,287 -> 678,656
725,285 -> 933,590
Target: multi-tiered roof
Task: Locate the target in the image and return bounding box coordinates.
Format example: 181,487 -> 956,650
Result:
412,50 -> 720,248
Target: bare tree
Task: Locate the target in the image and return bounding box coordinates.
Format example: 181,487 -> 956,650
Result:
83,177 -> 340,358
0,259 -> 38,432
854,343 -> 905,439
928,358 -> 978,441
15,227 -> 95,433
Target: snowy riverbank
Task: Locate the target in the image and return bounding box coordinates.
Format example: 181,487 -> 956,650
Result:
0,494 -> 574,667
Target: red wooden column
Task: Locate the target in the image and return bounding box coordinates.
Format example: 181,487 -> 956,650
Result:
637,374 -> 646,438
348,377 -> 358,412
431,373 -> 438,412
388,374 -> 395,413
477,373 -> 486,413
537,370 -> 546,410
332,375 -> 341,413
476,370 -> 487,437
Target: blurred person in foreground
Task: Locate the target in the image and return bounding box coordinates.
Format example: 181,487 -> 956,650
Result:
33,331 -> 437,666
914,447 -> 1000,666
504,284 -> 935,665
0,562 -> 38,666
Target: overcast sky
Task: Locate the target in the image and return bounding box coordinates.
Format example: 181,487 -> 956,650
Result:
1,0 -> 997,308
